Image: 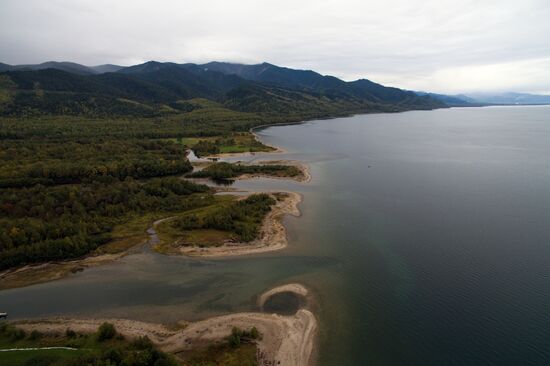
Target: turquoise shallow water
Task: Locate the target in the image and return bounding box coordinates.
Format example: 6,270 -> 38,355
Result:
2,106 -> 550,365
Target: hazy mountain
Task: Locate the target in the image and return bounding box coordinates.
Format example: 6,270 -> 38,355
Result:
415,92 -> 478,107
91,64 -> 124,73
0,61 -> 123,75
463,92 -> 550,105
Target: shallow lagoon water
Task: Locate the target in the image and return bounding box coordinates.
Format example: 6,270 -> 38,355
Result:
2,106 -> 550,365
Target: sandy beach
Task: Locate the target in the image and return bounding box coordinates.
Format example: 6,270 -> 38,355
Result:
13,283 -> 317,366
258,283 -> 310,308
0,252 -> 128,291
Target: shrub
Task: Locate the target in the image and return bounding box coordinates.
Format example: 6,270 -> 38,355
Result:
11,328 -> 26,341
97,322 -> 116,341
65,328 -> 77,338
29,330 -> 42,340
102,347 -> 123,365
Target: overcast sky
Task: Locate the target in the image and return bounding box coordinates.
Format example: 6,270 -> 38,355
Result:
1,0 -> 549,94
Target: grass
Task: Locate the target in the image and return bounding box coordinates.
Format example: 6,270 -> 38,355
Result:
0,348 -> 85,366
95,212 -> 165,255
0,322 -> 178,366
180,342 -> 257,366
154,195 -> 238,253
181,229 -> 235,247
189,162 -> 301,180
171,132 -> 275,155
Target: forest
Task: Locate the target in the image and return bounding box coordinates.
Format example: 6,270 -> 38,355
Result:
173,193 -> 276,242
0,177 -> 210,270
0,100 -> 279,270
189,162 -> 301,180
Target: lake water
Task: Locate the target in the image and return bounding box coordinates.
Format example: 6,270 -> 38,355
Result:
2,106 -> 550,365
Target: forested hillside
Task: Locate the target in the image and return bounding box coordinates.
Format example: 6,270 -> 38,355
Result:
0,60 -> 447,272
0,60 -> 447,119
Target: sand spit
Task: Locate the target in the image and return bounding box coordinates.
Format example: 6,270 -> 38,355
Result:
258,283 -> 310,308
232,160 -> 311,183
0,216 -> 175,290
0,252 -> 127,291
14,310 -> 317,366
178,191 -> 301,257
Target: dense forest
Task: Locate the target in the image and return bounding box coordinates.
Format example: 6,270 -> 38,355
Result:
0,178 -> 210,270
173,194 -> 276,242
189,162 -> 301,180
0,103 -> 277,270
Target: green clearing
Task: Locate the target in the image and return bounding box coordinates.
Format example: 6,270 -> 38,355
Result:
180,342 -> 257,366
155,194 -> 276,252
0,323 -> 260,366
0,322 -> 178,366
155,195 -> 236,252
189,162 -> 301,180
180,327 -> 260,366
0,348 -> 85,366
170,132 -> 274,156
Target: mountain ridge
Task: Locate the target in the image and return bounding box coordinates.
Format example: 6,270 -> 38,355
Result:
0,60 -> 446,118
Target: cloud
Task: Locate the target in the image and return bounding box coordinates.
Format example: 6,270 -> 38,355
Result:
0,0 -> 549,93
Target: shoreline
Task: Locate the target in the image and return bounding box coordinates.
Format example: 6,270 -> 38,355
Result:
236,160 -> 311,183
2,126 -> 320,365
0,215 -> 175,291
12,283 -> 317,366
177,191 -> 302,257
0,251 -> 129,291
258,283 -> 310,308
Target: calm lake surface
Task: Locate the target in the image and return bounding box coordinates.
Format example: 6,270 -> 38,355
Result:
2,106 -> 550,365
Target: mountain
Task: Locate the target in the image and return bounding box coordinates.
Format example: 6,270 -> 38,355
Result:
463,92 -> 550,105
91,64 -> 124,73
199,62 -> 440,109
0,61 -> 123,75
0,60 -> 447,118
415,92 -> 478,107
118,61 -> 244,100
417,91 -> 550,106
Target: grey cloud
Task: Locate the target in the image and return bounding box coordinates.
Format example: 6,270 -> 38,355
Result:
0,0 -> 549,93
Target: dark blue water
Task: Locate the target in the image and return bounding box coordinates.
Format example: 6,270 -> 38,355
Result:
2,106 -> 550,365
253,106 -> 550,366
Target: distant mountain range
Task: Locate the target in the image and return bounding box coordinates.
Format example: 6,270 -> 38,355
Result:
416,91 -> 550,106
1,60 -> 547,119
0,61 -> 124,75
459,92 -> 550,105
0,60 -> 446,118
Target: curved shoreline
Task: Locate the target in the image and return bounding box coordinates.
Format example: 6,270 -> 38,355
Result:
258,283 -> 310,308
13,282 -> 318,366
237,160 -> 311,183
0,216 -> 175,291
177,191 -> 302,257
2,127 -> 320,365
